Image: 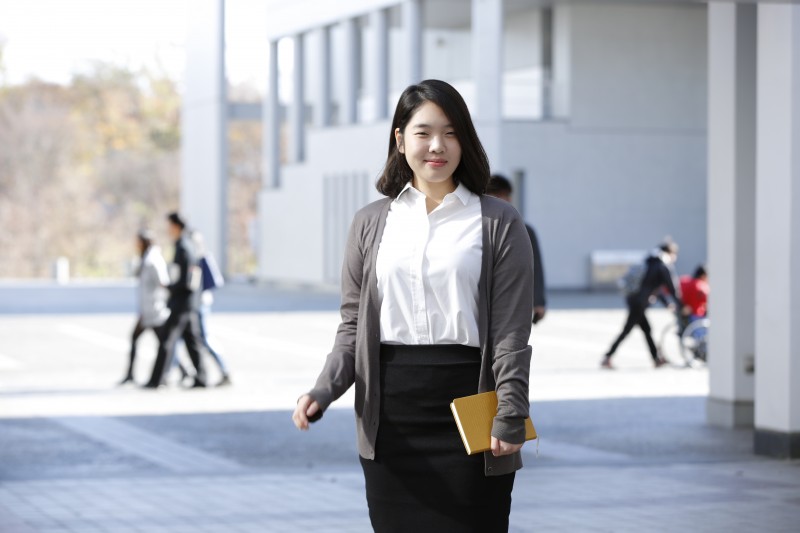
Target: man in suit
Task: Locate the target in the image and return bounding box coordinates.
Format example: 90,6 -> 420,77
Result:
486,174 -> 547,324
145,212 -> 209,388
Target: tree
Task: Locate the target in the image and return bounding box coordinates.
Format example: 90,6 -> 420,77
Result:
0,63 -> 181,278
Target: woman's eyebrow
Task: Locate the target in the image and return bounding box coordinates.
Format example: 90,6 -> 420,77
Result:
411,123 -> 453,129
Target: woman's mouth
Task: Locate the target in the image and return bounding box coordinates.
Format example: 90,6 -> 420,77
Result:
425,159 -> 447,168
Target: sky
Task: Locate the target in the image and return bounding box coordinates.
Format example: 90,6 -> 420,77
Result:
0,0 -> 270,92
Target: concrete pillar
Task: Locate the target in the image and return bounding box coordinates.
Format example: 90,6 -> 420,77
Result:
369,9 -> 389,121
472,0 -> 504,170
706,4 -> 757,428
316,26 -> 332,128
540,7 -> 554,120
551,4 -> 571,120
290,33 -> 305,162
341,18 -> 359,125
182,0 -> 227,272
263,39 -> 280,188
753,4 -> 800,458
402,0 -> 422,85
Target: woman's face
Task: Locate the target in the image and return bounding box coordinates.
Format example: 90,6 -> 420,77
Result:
395,101 -> 461,190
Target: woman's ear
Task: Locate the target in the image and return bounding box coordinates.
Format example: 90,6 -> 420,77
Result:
394,128 -> 404,154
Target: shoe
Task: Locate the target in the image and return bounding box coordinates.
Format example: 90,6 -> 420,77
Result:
218,375 -> 232,387
141,382 -> 161,389
654,356 -> 669,368
118,375 -> 134,386
600,356 -> 614,370
190,380 -> 207,388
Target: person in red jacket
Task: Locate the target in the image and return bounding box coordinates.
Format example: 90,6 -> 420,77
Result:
680,265 -> 709,320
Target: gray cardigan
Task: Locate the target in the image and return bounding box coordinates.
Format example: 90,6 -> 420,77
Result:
308,194 -> 534,476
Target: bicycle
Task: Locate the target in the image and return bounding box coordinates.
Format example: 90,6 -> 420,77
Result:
658,311 -> 709,367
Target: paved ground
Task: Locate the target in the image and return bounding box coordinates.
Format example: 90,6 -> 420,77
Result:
0,283 -> 798,532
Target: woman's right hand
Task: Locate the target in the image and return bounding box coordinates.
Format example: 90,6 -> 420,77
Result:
292,394 -> 321,430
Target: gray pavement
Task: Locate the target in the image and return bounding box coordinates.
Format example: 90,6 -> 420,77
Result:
0,283 -> 798,532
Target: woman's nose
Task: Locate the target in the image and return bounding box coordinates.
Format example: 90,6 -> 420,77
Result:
429,135 -> 444,152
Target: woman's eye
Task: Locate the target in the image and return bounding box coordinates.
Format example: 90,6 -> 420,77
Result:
445,131 -> 456,136
415,132 -> 428,137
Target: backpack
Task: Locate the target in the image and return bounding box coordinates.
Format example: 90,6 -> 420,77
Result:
618,263 -> 645,296
199,254 -> 224,292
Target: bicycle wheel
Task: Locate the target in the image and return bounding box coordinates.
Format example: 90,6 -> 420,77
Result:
681,318 -> 710,364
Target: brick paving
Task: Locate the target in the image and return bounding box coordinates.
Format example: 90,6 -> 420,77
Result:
0,285 -> 798,532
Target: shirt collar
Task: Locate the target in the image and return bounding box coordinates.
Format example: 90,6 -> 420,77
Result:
396,181 -> 475,206
450,182 -> 473,206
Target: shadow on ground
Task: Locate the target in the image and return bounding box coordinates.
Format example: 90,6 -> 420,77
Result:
0,396 -> 756,482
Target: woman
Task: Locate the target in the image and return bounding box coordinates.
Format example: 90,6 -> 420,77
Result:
120,230 -> 171,385
292,80 -> 534,532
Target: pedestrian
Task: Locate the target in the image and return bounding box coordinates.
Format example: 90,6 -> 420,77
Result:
119,229 -> 170,385
486,174 -> 547,324
190,230 -> 231,386
144,213 -> 208,388
602,241 -> 682,369
292,79 -> 534,532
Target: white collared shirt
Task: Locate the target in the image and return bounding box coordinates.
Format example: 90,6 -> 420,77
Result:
376,182 -> 483,347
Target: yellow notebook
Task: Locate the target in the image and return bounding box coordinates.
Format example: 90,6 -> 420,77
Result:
450,391 -> 537,455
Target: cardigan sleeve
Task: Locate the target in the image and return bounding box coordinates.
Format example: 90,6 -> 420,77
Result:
307,213 -> 364,411
489,210 -> 534,444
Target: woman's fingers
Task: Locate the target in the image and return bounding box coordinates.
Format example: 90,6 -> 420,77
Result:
292,395 -> 321,431
292,395 -> 313,430
491,436 -> 524,457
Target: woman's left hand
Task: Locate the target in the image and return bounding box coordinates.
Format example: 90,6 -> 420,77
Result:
491,436 -> 523,457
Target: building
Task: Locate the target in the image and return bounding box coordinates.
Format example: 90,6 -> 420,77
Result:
258,0 -> 708,289
182,0 -> 800,458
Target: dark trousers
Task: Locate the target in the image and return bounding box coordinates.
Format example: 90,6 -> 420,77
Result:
124,318 -> 152,379
147,309 -> 207,387
606,296 -> 658,360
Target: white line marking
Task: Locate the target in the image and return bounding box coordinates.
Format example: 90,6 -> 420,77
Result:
57,323 -> 128,351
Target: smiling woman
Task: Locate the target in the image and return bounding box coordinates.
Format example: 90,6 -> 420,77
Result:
377,79 -> 490,200
394,101 -> 463,211
292,80 -> 535,532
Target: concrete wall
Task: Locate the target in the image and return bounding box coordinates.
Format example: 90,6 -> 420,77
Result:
504,121 -> 706,288
258,122 -> 387,283
503,2 -> 708,288
570,2 -> 707,131
257,1 -> 709,289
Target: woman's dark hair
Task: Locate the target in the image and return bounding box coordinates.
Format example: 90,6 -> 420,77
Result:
376,79 -> 490,198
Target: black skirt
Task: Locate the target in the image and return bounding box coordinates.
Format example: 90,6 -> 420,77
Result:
360,344 -> 515,533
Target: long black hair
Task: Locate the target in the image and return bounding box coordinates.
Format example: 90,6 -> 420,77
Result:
376,79 -> 490,198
